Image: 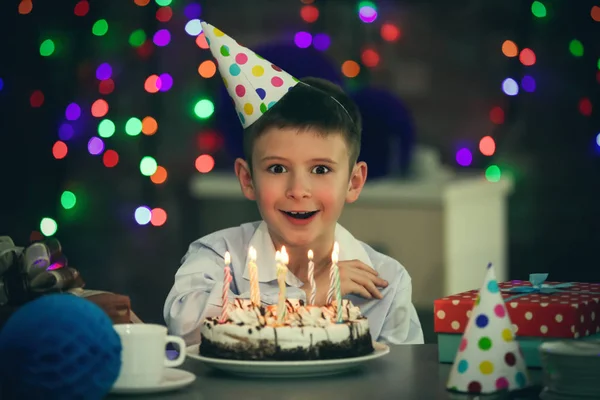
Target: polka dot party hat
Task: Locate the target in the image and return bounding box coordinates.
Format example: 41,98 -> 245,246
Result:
201,21 -> 300,128
446,263 -> 530,395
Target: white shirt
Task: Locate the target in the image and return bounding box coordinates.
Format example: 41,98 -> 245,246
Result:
164,221 -> 424,346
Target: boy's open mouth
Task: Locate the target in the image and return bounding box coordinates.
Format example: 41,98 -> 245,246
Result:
280,210 -> 319,220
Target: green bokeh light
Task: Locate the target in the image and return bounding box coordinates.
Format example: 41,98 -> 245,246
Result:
569,39 -> 584,57
194,99 -> 215,119
40,39 -> 55,56
485,165 -> 502,183
92,19 -> 109,36
531,1 -> 546,18
98,119 -> 116,138
60,191 -> 77,210
125,117 -> 142,136
129,29 -> 146,47
140,156 -> 158,176
40,217 -> 58,236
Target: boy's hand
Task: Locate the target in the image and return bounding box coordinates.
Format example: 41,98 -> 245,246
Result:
338,260 -> 388,299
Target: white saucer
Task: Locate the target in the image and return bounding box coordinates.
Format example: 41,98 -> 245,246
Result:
186,342 -> 390,378
110,368 -> 196,394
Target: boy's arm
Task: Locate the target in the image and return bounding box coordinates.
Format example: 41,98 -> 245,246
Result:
378,274 -> 425,345
163,246 -> 229,346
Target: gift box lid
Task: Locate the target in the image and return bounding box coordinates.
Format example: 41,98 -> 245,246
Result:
434,278 -> 600,339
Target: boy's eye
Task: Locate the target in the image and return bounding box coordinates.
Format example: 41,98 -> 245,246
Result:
312,165 -> 331,174
267,164 -> 287,174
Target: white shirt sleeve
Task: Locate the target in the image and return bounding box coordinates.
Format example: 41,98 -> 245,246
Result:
378,273 -> 425,345
163,246 -> 229,346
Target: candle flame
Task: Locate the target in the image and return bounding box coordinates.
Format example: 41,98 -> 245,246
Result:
281,246 -> 289,265
333,241 -> 339,255
332,251 -> 338,264
308,249 -> 313,260
224,251 -> 231,265
249,246 -> 257,261
275,250 -> 281,263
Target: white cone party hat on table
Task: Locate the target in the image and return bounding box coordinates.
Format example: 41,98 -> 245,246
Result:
201,21 -> 301,128
446,263 -> 530,395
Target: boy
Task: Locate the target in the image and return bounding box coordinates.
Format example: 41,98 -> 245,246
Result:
164,22 -> 424,346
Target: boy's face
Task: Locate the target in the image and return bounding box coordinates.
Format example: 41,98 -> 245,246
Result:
235,127 -> 367,249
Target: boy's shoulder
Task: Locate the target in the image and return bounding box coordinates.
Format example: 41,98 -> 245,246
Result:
187,221 -> 261,255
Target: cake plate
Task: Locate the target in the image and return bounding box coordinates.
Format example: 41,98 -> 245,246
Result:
185,342 -> 390,378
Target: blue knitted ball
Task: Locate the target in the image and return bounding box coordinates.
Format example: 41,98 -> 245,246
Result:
0,294 -> 122,400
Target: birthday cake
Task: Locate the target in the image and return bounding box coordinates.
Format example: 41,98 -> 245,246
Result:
199,298 -> 374,361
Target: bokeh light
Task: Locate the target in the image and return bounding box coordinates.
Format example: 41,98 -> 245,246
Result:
479,136 -> 496,156
99,79 -> 115,95
313,34 -> 331,51
40,39 -> 55,57
140,156 -> 158,176
0,78 -> 3,91
103,150 -> 119,168
361,49 -> 380,67
184,3 -> 202,19
185,19 -> 203,36
98,119 -> 115,138
501,40 -> 518,57
197,130 -> 224,152
519,48 -> 536,66
196,33 -> 209,49
18,0 -> 33,15
142,117 -> 158,135
92,19 -> 109,36
65,103 -> 81,121
91,99 -> 109,117
502,78 -> 519,96
30,90 -> 44,107
341,60 -> 360,78
579,98 -> 592,116
195,154 -> 215,173
155,0 -> 172,6
153,29 -> 171,46
358,1 -> 378,23
52,141 -> 68,159
531,1 -> 547,18
96,63 -> 112,80
144,74 -> 161,93
591,6 -> 600,22
151,166 -> 168,184
521,75 -> 536,92
198,60 -> 217,78
151,208 -> 168,226
485,165 -> 502,182
569,39 -> 584,57
294,32 -> 312,48
194,99 -> 215,119
300,5 -> 319,23
129,29 -> 146,47
88,137 -> 105,155
74,1 -> 89,17
59,123 -> 74,141
156,6 -> 173,22
40,218 -> 58,237
125,117 -> 143,136
380,23 -> 400,42
134,206 -> 152,225
60,191 -> 77,210
134,0 -> 150,6
158,73 -> 173,91
455,148 -> 472,167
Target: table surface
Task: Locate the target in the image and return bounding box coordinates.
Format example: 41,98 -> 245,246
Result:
107,344 -> 545,400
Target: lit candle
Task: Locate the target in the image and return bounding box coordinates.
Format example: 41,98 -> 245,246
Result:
326,242 -> 340,305
248,246 -> 260,306
332,248 -> 343,323
308,250 -> 316,306
276,247 -> 288,324
220,251 -> 232,323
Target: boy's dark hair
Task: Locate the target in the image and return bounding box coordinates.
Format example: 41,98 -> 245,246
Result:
243,77 -> 362,171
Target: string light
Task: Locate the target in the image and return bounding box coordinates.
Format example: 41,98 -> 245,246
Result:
185,20 -> 202,36
74,1 -> 89,17
142,117 -> 158,135
129,29 -> 146,47
380,23 -> 400,42
140,156 -> 158,176
60,191 -> 77,210
194,99 -> 215,119
134,206 -> 152,225
18,0 -> 33,15
40,218 -> 58,237
103,150 -> 119,168
156,6 -> 172,22
578,98 -> 592,116
502,78 -> 519,96
501,40 -> 518,57
88,137 -> 105,155
300,5 -> 319,23
361,49 -> 380,68
485,165 -> 502,182
479,136 -> 496,156
198,60 -> 217,78
358,1 -> 378,23
455,148 -> 472,167
519,48 -> 536,66
294,32 -> 312,48
98,119 -> 115,138
99,79 -> 115,95
195,154 -> 215,173
151,166 -> 168,184
531,1 -> 547,18
341,60 -> 360,78
144,75 -> 161,93
30,90 -> 44,107
125,117 -> 143,136
312,34 -> 331,51
150,208 -> 168,226
40,39 -> 55,57
196,33 -> 209,49
569,39 -> 584,57
92,19 -> 109,36
52,141 -> 68,160
91,99 -> 109,117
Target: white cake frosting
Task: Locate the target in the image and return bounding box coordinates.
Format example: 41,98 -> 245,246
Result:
201,298 -> 371,352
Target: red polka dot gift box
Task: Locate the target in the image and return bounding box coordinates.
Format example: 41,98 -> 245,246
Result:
436,273 -> 600,368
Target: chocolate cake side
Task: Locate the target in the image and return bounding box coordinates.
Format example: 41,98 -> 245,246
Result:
199,331 -> 374,361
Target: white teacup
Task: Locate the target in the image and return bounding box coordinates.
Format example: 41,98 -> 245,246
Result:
113,324 -> 186,388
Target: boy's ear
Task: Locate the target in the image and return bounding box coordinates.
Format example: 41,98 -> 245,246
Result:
234,158 -> 256,201
346,161 -> 367,204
